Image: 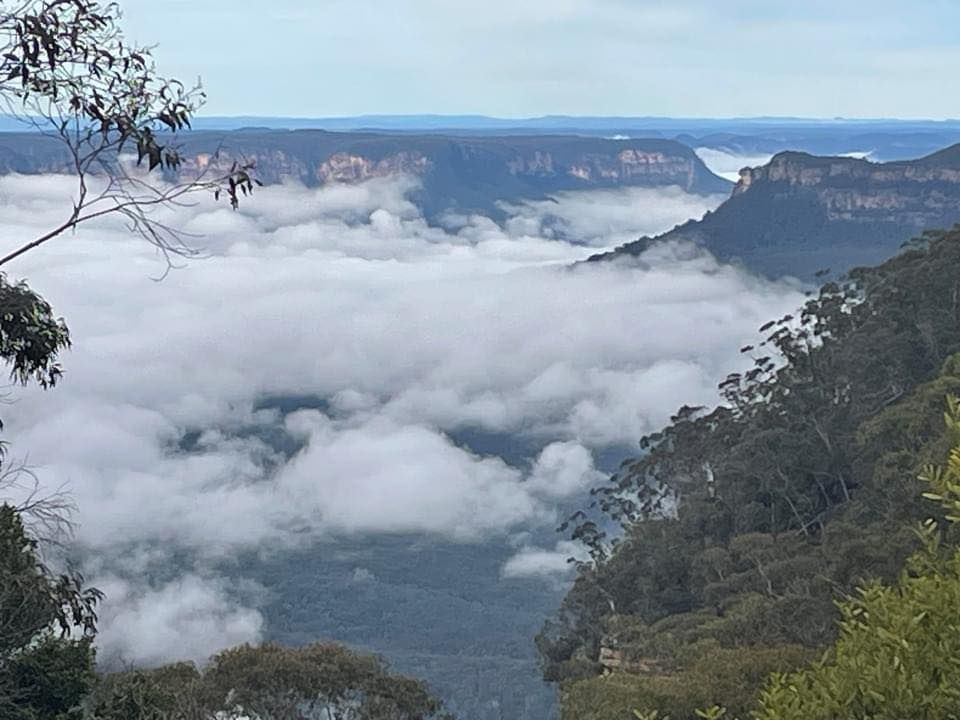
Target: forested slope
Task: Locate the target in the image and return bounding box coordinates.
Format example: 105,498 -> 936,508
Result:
542,226 -> 960,718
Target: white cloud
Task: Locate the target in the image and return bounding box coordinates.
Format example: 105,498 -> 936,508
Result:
501,185 -> 727,247
275,412 -> 540,540
501,541 -> 589,580
524,442 -> 605,500
838,150 -> 875,161
93,574 -> 264,667
0,172 -> 804,664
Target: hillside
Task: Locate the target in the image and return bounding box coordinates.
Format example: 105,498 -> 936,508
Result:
593,145 -> 960,279
545,226 -> 960,718
0,130 -> 729,220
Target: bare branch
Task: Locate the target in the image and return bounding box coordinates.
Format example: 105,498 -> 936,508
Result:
0,455 -> 74,548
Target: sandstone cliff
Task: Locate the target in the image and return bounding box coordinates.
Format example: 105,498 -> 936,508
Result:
167,131 -> 729,219
734,149 -> 960,225
594,145 -> 960,279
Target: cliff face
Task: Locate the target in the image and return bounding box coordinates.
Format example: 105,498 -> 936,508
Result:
314,151 -> 432,183
186,147 -> 436,186
0,129 -> 729,221
595,145 -> 960,279
734,151 -> 960,224
170,131 -> 728,219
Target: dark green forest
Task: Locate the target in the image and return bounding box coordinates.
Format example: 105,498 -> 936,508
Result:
542,226 -> 960,718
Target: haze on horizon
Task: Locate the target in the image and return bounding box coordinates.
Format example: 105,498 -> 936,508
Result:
117,0 -> 960,120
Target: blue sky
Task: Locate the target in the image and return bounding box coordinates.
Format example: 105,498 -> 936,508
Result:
119,0 -> 960,118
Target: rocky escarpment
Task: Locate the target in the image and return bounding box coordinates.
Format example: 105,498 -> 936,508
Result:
172,131 -> 729,219
734,149 -> 960,223
0,130 -> 729,221
593,144 -> 960,279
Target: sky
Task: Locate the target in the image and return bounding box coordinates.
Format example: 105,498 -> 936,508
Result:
0,169 -> 803,664
116,0 -> 960,119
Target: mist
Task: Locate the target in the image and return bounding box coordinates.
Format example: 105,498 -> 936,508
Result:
0,174 -> 804,664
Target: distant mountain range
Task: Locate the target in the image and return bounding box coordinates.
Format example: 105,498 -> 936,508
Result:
180,131 -> 732,217
11,114 -> 960,134
5,113 -> 960,162
206,116 -> 960,162
0,130 -> 729,219
592,144 -> 960,279
131,116 -> 960,162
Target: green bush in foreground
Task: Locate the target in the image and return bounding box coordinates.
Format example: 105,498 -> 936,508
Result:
752,396 -> 960,720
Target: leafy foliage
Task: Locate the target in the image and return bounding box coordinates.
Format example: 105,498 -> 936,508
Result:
0,272 -> 69,390
560,645 -> 814,720
751,396 -> 960,720
3,635 -> 96,720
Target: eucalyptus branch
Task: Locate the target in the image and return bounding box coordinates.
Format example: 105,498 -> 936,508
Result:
0,0 -> 259,268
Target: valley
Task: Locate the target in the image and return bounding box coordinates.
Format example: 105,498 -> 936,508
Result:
4,120 -> 960,720
0,119 -> 960,720
5,2 -> 960,719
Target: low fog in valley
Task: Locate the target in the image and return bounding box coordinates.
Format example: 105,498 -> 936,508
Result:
1,171 -> 802,664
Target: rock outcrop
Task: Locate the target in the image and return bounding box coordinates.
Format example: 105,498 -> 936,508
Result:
734,149 -> 960,222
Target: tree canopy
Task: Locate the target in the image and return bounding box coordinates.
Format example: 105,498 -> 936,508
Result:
85,642 -> 450,720
596,397 -> 960,720
544,227 -> 960,718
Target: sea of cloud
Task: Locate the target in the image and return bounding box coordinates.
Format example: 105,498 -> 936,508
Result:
0,172 -> 804,664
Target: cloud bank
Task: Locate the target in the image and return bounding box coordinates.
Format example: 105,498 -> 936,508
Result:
0,174 -> 803,664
